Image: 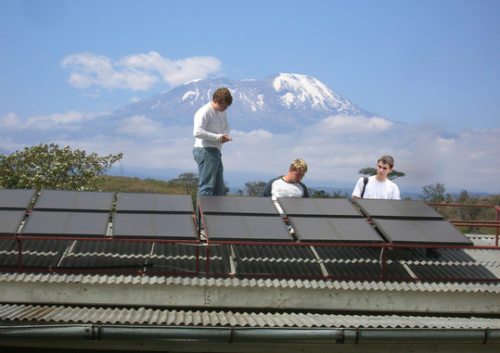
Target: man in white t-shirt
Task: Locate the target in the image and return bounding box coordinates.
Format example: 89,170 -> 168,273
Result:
352,155 -> 400,200
263,159 -> 310,200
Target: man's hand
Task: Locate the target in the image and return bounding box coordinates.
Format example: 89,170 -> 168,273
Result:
221,134 -> 232,143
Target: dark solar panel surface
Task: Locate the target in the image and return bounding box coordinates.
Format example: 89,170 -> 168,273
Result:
0,189 -> 35,210
204,215 -> 292,242
34,190 -> 114,212
373,219 -> 473,245
289,217 -> 384,243
277,198 -> 362,217
116,193 -> 194,213
354,199 -> 444,219
21,211 -> 109,237
198,196 -> 278,215
113,213 -> 197,240
0,210 -> 26,235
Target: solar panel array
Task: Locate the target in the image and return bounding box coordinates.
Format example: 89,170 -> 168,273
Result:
0,190 -> 490,281
0,189 -> 200,274
354,199 -> 472,246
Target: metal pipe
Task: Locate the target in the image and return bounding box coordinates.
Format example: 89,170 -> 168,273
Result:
2,325 -> 500,345
100,326 -> 231,342
343,329 -> 492,344
0,325 -> 93,340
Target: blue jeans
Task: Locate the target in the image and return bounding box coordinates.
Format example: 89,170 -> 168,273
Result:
192,147 -> 225,196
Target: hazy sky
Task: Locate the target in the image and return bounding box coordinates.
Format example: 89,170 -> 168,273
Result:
1,0 -> 500,192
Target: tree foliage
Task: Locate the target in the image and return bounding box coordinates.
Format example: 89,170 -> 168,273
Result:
0,144 -> 122,191
358,167 -> 405,180
421,183 -> 448,203
169,172 -> 199,195
245,181 -> 267,196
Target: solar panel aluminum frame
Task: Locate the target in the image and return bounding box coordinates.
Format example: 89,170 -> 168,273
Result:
33,190 -> 114,212
116,193 -> 194,214
112,213 -> 199,241
353,199 -> 444,220
202,214 -> 293,243
20,211 -> 110,237
0,210 -> 27,236
198,196 -> 280,216
373,218 -> 473,246
0,189 -> 36,210
277,198 -> 363,218
288,217 -> 385,244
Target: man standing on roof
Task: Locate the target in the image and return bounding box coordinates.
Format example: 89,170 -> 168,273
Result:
192,87 -> 233,196
263,159 -> 310,200
351,155 -> 400,200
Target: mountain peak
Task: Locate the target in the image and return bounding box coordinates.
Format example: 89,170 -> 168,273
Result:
269,73 -> 360,114
113,73 -> 374,132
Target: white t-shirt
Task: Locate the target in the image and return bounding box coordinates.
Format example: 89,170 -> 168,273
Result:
193,102 -> 229,150
270,178 -> 306,201
352,175 -> 400,200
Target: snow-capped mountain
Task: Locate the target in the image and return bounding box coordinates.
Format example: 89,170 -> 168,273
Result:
111,73 -> 375,132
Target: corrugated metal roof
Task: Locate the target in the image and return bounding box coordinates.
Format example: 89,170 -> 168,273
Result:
1,271 -> 499,293
1,303 -> 500,329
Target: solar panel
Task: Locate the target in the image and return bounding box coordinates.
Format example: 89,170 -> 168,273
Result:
21,211 -> 109,237
288,217 -> 384,243
354,199 -> 444,219
113,213 -> 198,240
0,189 -> 35,210
0,210 -> 26,235
373,219 -> 473,245
277,198 -> 362,217
198,196 -> 279,215
33,190 -> 114,212
203,215 -> 292,242
116,193 -> 194,214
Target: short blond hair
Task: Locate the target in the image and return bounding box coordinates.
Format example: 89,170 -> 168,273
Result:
289,158 -> 308,174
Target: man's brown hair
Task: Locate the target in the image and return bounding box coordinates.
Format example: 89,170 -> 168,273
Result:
378,155 -> 394,168
212,88 -> 233,106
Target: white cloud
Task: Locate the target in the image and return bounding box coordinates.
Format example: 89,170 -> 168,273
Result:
117,115 -> 164,137
2,111 -> 499,193
311,115 -> 394,135
61,51 -> 221,91
24,111 -> 99,130
0,113 -> 21,129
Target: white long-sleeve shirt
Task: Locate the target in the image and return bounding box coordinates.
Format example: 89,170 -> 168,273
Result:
193,102 -> 229,150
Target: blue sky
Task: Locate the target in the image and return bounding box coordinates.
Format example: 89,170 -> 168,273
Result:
1,0 -> 500,192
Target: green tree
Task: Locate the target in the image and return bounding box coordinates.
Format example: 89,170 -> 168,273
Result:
421,183 -> 447,203
0,144 -> 122,191
245,181 -> 267,196
169,172 -> 199,195
331,190 -> 349,199
358,167 -> 405,180
310,189 -> 331,198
